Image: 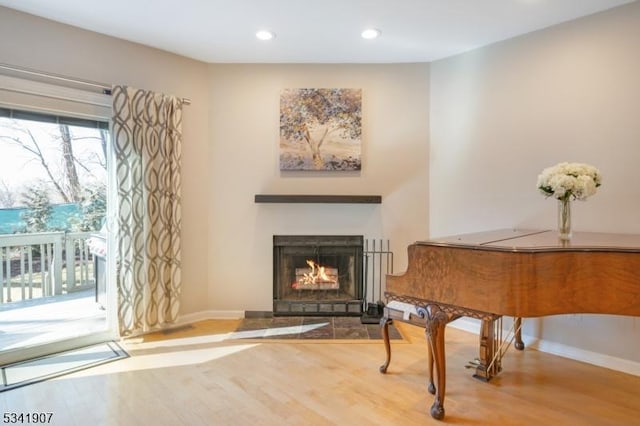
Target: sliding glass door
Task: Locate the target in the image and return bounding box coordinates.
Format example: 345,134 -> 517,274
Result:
0,78 -> 116,366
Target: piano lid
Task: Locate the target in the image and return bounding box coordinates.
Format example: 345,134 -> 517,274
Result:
416,229 -> 640,253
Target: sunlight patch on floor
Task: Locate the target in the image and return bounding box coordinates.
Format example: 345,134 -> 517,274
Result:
124,322 -> 330,351
236,322 -> 329,339
67,343 -> 260,378
60,322 -> 332,379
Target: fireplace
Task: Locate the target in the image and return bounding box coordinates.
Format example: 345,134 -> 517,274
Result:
273,235 -> 364,316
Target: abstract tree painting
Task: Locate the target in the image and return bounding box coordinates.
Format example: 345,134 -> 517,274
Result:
280,88 -> 362,171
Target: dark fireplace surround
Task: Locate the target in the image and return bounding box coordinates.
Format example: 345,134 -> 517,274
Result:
273,235 -> 364,316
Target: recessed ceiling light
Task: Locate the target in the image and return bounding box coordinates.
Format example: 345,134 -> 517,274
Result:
256,30 -> 275,41
361,28 -> 381,39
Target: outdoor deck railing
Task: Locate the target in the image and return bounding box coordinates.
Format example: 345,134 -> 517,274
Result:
0,231 -> 96,305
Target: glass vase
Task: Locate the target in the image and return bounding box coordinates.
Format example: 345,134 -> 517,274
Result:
558,198 -> 572,241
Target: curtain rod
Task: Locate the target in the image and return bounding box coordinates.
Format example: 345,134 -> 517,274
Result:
0,63 -> 191,105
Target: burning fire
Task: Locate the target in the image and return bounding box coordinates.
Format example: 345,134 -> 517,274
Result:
304,260 -> 334,283
292,260 -> 338,289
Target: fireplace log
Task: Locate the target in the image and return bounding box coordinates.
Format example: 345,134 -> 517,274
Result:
294,266 -> 339,290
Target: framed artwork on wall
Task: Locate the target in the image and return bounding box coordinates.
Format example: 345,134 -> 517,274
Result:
279,88 -> 362,171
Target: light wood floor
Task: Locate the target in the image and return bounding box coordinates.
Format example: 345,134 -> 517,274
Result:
1,319 -> 639,426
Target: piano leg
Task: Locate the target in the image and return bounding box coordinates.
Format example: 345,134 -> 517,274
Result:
514,317 -> 525,350
423,304 -> 449,421
379,316 -> 393,374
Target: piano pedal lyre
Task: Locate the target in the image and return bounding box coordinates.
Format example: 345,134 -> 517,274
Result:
471,316 -> 523,381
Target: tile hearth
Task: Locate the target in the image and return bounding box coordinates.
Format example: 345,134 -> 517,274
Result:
234,316 -> 402,340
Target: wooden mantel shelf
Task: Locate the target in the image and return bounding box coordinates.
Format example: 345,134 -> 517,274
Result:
254,194 -> 381,204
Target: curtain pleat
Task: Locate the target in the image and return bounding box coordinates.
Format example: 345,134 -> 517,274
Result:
111,85 -> 182,336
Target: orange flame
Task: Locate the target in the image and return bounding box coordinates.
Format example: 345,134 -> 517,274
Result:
301,260 -> 336,285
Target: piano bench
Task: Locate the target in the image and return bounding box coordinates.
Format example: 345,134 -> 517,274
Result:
384,300 -> 429,327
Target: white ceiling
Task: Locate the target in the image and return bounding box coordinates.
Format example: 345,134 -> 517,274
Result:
0,0 -> 635,63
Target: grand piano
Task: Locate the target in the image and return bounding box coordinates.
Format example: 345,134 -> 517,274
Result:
379,229 -> 640,420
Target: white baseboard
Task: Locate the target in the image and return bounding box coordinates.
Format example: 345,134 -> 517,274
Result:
527,339 -> 640,377
448,317 -> 640,377
177,310 -> 245,326
448,317 -> 482,334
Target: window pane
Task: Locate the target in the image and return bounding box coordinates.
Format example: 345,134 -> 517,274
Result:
0,111 -> 108,234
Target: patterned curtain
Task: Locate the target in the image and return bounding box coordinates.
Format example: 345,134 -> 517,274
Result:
111,86 -> 183,336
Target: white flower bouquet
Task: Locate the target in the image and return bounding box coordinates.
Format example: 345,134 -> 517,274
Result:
537,162 -> 602,201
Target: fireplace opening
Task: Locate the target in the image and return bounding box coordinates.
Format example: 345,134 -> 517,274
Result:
273,235 -> 363,316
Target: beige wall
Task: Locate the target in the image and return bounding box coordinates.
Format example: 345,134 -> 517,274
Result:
208,63 -> 430,312
0,7 -> 211,315
430,2 -> 640,364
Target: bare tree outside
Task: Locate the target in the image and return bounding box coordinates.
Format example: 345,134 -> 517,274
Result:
0,180 -> 16,208
59,123 -> 82,202
0,120 -> 72,203
0,116 -> 107,234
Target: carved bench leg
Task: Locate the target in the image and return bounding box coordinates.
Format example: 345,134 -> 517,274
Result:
423,305 -> 448,421
379,316 -> 393,373
427,334 -> 435,395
